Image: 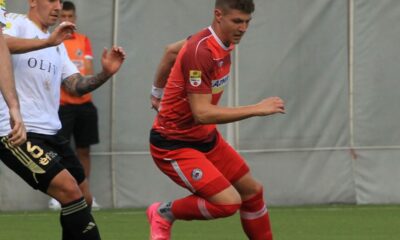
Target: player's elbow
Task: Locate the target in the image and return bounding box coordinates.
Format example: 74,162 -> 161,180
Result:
4,36 -> 18,54
61,84 -> 81,97
67,88 -> 82,97
164,41 -> 183,62
164,43 -> 175,54
74,92 -> 84,97
192,112 -> 213,125
70,88 -> 86,97
164,44 -> 177,58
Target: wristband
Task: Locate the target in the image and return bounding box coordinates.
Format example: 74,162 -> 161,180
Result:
151,85 -> 164,99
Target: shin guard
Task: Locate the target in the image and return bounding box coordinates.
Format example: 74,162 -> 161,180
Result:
240,189 -> 273,240
171,195 -> 240,220
60,197 -> 101,240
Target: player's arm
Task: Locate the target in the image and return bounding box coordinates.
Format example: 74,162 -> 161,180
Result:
0,29 -> 26,146
184,43 -> 284,124
4,22 -> 75,54
188,93 -> 285,125
151,39 -> 186,110
153,39 -> 186,88
62,46 -> 126,96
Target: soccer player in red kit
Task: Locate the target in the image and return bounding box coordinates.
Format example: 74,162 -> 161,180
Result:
148,0 -> 285,239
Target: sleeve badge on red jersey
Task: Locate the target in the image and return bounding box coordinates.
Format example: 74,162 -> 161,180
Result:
189,70 -> 202,87
191,168 -> 203,181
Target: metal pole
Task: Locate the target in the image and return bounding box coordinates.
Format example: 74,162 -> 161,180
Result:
234,46 -> 240,149
349,0 -> 355,150
110,0 -> 119,208
227,46 -> 240,149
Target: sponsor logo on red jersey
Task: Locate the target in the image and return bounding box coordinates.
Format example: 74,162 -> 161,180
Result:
212,74 -> 229,94
189,70 -> 202,87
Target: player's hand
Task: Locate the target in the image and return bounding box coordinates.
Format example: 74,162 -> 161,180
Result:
151,95 -> 161,112
47,21 -> 76,46
8,108 -> 26,146
101,46 -> 126,76
254,97 -> 285,116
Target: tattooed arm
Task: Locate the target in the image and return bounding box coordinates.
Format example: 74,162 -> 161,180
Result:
62,46 -> 126,96
62,71 -> 111,96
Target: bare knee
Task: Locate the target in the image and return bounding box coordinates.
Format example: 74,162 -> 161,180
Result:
208,185 -> 242,205
79,179 -> 93,206
245,181 -> 263,196
234,174 -> 264,201
51,180 -> 82,205
47,170 -> 82,205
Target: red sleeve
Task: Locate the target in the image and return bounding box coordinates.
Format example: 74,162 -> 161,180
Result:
84,36 -> 93,59
182,42 -> 214,94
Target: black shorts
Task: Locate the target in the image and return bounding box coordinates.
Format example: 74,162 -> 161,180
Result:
58,102 -> 99,148
0,133 -> 85,193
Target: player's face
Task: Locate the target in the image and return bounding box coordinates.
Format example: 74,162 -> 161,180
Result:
60,9 -> 76,24
217,8 -> 252,45
31,0 -> 62,27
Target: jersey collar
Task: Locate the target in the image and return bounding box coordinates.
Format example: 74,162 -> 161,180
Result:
208,26 -> 233,51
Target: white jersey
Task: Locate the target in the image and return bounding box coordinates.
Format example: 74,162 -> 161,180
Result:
0,0 -> 6,26
0,13 -> 79,136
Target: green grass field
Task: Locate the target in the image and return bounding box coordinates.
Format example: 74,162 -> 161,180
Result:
1,205 -> 400,240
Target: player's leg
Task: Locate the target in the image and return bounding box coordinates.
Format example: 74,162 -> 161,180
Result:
74,102 -> 99,180
160,185 -> 241,221
77,178 -> 93,207
75,102 -> 100,208
76,147 -> 91,177
49,134 -> 100,239
54,133 -> 93,207
147,186 -> 241,240
0,134 -> 101,239
209,133 -> 273,240
47,170 -> 99,240
148,144 -> 242,239
46,169 -> 81,202
234,173 -> 273,240
49,104 -> 77,210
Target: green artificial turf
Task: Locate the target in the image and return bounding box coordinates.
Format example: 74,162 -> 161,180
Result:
1,205 -> 400,240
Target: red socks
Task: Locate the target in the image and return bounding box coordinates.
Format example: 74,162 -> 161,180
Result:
162,190 -> 273,240
171,195 -> 240,220
240,190 -> 273,240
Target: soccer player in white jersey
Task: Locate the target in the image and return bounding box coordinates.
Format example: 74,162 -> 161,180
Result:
0,0 -> 126,239
0,0 -> 26,146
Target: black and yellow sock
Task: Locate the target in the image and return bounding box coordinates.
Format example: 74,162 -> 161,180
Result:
60,197 -> 101,240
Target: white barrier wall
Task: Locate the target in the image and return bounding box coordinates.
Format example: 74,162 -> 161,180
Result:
1,0 -> 400,210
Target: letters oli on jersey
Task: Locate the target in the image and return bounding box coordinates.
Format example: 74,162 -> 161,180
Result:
27,57 -> 58,75
189,70 -> 202,87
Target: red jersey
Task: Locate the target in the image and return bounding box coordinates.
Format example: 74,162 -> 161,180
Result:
153,27 -> 234,142
60,32 -> 93,105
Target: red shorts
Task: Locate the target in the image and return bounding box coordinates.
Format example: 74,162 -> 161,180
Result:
150,132 -> 249,198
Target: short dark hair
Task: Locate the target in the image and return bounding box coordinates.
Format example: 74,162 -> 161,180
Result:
215,0 -> 255,14
62,1 -> 76,12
